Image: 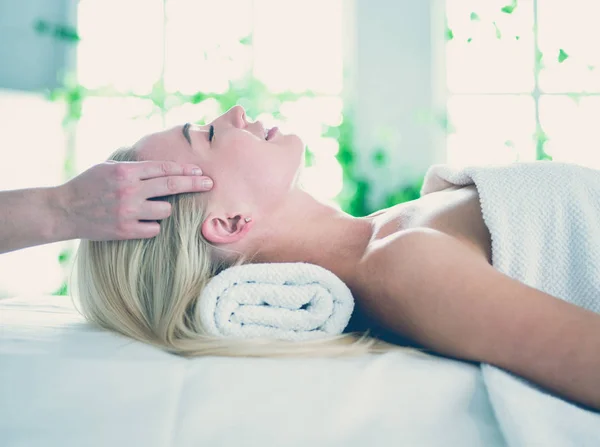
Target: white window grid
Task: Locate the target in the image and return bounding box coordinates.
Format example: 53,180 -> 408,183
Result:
74,0 -> 346,199
446,0 -> 600,168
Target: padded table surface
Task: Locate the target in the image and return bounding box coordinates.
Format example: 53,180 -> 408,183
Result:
0,295 -> 505,446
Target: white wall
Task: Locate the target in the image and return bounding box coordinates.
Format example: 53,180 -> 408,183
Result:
343,0 -> 447,208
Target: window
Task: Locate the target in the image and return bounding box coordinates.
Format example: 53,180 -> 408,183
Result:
0,0 -> 345,296
75,0 -> 345,199
0,91 -> 67,297
446,0 -> 600,167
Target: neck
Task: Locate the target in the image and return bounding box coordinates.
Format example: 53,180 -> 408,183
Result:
248,189 -> 376,282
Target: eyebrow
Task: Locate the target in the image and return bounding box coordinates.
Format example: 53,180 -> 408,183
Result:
182,123 -> 192,146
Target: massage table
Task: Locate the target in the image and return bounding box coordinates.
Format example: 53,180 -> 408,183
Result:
0,294 -> 505,446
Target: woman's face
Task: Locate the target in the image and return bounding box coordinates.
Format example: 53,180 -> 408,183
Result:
136,105 -> 305,206
134,105 -> 305,245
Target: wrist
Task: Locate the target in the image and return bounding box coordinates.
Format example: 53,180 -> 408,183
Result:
45,184 -> 76,242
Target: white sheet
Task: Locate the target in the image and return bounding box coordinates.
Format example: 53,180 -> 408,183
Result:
0,295 -> 505,447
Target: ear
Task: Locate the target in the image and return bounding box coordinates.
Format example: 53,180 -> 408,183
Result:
201,213 -> 252,245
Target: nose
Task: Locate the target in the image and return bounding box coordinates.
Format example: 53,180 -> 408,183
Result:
228,105 -> 247,128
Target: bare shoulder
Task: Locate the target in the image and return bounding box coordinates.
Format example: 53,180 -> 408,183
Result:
355,228 -> 600,409
356,228 -> 494,353
358,227 -> 490,307
357,228 -> 598,367
363,227 -> 489,276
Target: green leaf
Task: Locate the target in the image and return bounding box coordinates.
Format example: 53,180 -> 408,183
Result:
52,282 -> 69,296
53,25 -> 80,42
58,249 -> 72,264
190,91 -> 207,104
492,22 -> 502,39
33,19 -> 50,34
149,80 -> 167,109
63,157 -> 75,178
371,148 -> 387,166
470,12 -> 480,21
536,125 -> 552,161
501,0 -> 518,14
558,49 -> 569,63
445,27 -> 454,41
304,148 -> 315,167
336,145 -> 354,167
535,48 -> 544,67
534,127 -> 548,146
33,20 -> 80,43
323,126 -> 340,140
46,88 -> 65,102
383,177 -> 423,207
515,35 -> 520,40
467,37 -> 473,43
436,113 -> 455,134
239,35 -> 253,45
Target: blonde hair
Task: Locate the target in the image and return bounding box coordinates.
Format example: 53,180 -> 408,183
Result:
72,147 -> 401,358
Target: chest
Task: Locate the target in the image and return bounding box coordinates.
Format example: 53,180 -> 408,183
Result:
371,185 -> 492,264
345,186 -> 493,338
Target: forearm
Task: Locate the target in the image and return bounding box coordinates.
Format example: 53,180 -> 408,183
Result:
496,302 -> 600,412
365,230 -> 600,413
0,186 -> 73,254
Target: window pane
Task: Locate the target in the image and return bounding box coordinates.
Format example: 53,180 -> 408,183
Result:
75,97 -> 160,172
253,0 -> 343,94
538,1 -> 600,93
77,0 -> 164,93
0,91 -> 66,297
277,96 -> 344,201
75,0 -> 345,206
164,0 -> 253,94
301,154 -> 344,203
446,0 -> 534,93
446,95 -> 536,166
164,99 -> 222,128
0,91 -> 65,189
539,95 -> 600,167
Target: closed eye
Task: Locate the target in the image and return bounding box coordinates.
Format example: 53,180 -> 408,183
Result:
208,125 -> 214,143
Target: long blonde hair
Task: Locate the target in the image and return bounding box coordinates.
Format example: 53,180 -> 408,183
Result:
72,147 -> 399,358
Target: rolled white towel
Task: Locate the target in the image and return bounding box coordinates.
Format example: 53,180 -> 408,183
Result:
198,263 -> 355,341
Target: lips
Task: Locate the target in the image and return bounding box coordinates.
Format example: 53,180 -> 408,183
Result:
266,127 -> 279,141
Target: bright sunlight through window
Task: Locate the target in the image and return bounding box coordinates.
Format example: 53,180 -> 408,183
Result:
446,0 -> 600,168
75,0 -> 345,201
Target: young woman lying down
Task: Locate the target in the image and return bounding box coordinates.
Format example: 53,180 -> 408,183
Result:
74,105 -> 600,412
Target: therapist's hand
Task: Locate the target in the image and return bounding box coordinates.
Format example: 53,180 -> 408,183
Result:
57,160 -> 213,240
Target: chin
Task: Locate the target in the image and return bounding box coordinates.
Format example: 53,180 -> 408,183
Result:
288,133 -> 305,153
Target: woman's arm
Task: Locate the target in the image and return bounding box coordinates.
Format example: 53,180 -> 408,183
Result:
0,161 -> 212,254
361,228 -> 600,411
0,186 -> 67,254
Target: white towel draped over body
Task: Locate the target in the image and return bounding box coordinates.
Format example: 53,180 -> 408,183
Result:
421,161 -> 600,445
198,263 -> 354,341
